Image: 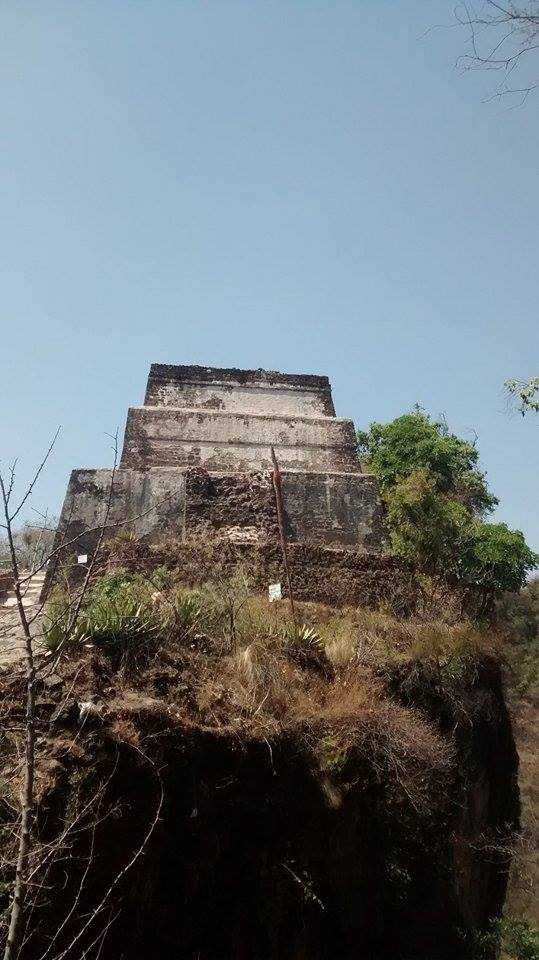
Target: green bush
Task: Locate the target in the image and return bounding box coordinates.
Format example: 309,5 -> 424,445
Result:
44,574 -> 165,652
357,409 -> 497,513
460,523 -> 538,594
167,590 -> 202,634
44,573 -> 217,653
44,595 -> 163,653
43,593 -> 85,650
79,593 -> 163,649
469,916 -> 539,960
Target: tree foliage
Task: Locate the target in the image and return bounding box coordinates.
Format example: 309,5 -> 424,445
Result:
505,376 -> 539,416
358,410 -> 497,512
358,410 -> 537,594
461,521 -> 538,592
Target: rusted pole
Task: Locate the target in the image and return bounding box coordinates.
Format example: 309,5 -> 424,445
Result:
269,446 -> 296,626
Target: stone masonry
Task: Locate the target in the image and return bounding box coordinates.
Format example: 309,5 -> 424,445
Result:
45,365 -> 385,590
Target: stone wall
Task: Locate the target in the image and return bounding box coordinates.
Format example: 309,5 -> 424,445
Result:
42,467 -> 186,596
184,471 -> 278,542
49,468 -> 384,556
103,535 -> 416,615
181,469 -> 385,552
281,471 -> 384,550
43,467 -> 386,599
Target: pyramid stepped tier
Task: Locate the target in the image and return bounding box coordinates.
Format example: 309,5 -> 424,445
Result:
120,406 -> 361,473
144,364 -> 336,417
44,466 -> 382,560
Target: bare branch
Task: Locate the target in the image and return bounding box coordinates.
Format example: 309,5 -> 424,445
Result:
6,461 -> 18,507
0,469 -> 38,960
455,0 -> 539,100
48,744 -> 164,960
8,428 -> 61,525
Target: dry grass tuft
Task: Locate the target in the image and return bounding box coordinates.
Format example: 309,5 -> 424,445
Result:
221,639 -> 299,729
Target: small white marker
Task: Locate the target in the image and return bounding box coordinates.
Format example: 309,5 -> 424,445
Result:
268,582 -> 282,602
77,554 -> 88,565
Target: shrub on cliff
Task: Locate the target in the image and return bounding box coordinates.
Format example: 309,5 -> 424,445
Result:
470,915 -> 539,960
358,410 -> 537,595
497,578 -> 539,644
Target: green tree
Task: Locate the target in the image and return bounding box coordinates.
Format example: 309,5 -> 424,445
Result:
358,410 -> 537,594
357,410 -> 497,513
384,465 -> 471,574
460,522 -> 538,593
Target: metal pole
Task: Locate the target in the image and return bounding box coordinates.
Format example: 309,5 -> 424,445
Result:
269,446 -> 296,625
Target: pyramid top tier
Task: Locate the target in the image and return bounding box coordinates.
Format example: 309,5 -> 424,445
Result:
143,364 -> 337,418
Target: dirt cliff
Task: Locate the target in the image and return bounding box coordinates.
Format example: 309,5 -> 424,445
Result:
0,573 -> 519,960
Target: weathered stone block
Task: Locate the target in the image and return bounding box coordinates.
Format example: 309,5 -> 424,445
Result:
42,467 -> 187,596
281,471 -> 385,550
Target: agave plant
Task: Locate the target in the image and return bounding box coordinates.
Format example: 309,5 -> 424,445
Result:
77,593 -> 163,647
43,582 -> 164,652
168,590 -> 202,634
43,594 -> 85,651
282,622 -> 322,648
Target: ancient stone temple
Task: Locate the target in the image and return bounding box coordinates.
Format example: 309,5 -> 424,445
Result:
48,365 -> 386,591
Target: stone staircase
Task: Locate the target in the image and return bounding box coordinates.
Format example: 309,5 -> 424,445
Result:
0,569 -> 47,666
2,569 -> 47,609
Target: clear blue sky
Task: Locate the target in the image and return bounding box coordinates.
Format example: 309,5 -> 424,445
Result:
1,1 -> 538,552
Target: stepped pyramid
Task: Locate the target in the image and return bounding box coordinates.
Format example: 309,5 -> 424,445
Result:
48,365 -> 383,584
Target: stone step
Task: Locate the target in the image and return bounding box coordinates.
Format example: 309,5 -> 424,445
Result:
1,571 -> 47,609
121,406 -> 360,474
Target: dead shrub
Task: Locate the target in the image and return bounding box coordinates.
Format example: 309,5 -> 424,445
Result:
306,672 -> 456,814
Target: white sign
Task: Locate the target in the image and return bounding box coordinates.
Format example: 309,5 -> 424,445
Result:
268,582 -> 282,602
77,554 -> 88,565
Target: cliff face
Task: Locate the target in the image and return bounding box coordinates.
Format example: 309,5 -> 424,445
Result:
389,655 -> 520,933
0,600 -> 519,960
